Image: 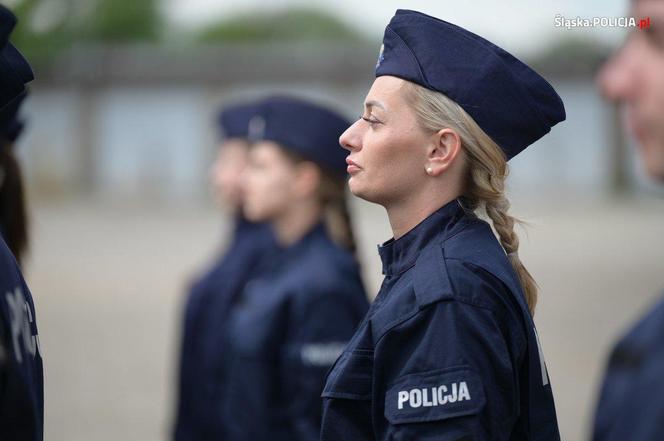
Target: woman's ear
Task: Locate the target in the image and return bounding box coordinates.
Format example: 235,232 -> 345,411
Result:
425,128 -> 462,176
294,161 -> 322,198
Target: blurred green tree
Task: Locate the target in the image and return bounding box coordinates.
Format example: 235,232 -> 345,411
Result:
530,36 -> 611,75
80,0 -> 162,42
9,0 -> 75,63
8,2 -> 364,64
196,7 -> 366,43
9,0 -> 163,63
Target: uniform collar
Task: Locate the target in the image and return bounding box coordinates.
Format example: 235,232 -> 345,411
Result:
378,198 -> 465,276
231,215 -> 272,248
233,213 -> 261,235
233,213 -> 252,234
278,221 -> 328,258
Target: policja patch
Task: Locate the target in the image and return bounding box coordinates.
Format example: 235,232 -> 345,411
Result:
385,366 -> 485,425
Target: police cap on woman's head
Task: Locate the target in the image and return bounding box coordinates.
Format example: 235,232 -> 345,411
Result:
376,9 -> 566,160
249,96 -> 350,175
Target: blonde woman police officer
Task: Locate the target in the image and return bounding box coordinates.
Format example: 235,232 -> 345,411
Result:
321,10 -> 566,441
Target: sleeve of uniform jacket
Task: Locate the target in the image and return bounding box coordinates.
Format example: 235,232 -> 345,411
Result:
282,288 -> 364,441
173,284 -> 205,441
375,261 -> 527,441
592,296 -> 664,441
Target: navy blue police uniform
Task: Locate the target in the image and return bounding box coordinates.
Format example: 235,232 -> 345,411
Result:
220,96 -> 369,441
0,239 -> 42,441
320,10 -> 566,441
0,6 -> 43,441
174,102 -> 276,441
592,296 -> 664,441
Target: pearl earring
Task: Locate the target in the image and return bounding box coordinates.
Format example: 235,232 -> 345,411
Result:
426,167 -> 433,175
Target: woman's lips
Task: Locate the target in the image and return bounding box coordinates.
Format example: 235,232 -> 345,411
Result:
346,158 -> 362,174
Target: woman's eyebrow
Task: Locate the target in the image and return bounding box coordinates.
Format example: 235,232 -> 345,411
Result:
364,100 -> 386,111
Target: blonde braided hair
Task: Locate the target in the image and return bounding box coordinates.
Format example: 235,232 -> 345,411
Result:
403,81 -> 539,315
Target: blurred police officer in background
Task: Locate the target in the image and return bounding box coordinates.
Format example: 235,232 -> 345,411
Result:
593,1 -> 664,440
220,96 -> 368,441
0,5 -> 43,441
173,101 -> 275,441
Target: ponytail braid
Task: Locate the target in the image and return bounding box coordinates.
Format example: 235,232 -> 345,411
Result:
319,171 -> 358,255
280,148 -> 359,256
404,81 -> 539,315
468,165 -> 539,315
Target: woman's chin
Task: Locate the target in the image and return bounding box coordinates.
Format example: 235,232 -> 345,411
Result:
242,206 -> 263,223
348,177 -> 364,198
348,179 -> 380,204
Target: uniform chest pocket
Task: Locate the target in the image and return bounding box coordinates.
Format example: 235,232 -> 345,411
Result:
384,366 -> 486,425
321,349 -> 374,400
229,289 -> 287,358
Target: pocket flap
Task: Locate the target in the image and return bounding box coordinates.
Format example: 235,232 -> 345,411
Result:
321,349 -> 373,400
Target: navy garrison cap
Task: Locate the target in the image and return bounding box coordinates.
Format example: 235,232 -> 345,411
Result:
217,101 -> 260,140
0,6 -> 33,110
376,9 -> 566,160
0,91 -> 26,144
250,96 -> 350,175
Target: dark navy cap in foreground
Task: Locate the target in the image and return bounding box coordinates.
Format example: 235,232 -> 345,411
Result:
0,6 -> 34,110
375,9 -> 565,160
249,96 -> 350,175
217,101 -> 260,140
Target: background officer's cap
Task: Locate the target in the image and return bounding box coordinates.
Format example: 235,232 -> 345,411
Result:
250,96 -> 350,175
217,101 -> 261,141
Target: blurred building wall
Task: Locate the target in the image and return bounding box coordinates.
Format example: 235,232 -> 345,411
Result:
13,43 -> 653,204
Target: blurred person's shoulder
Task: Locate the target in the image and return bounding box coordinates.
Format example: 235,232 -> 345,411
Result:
611,295 -> 664,365
595,295 -> 664,440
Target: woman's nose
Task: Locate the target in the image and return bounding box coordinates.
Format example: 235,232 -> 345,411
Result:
339,120 -> 362,152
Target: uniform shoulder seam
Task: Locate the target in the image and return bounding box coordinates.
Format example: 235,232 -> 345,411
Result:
372,295 -> 502,347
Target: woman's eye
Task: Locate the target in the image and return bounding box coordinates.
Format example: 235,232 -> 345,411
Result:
360,116 -> 380,125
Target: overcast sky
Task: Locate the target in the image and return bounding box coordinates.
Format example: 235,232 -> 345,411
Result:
164,0 -> 631,56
